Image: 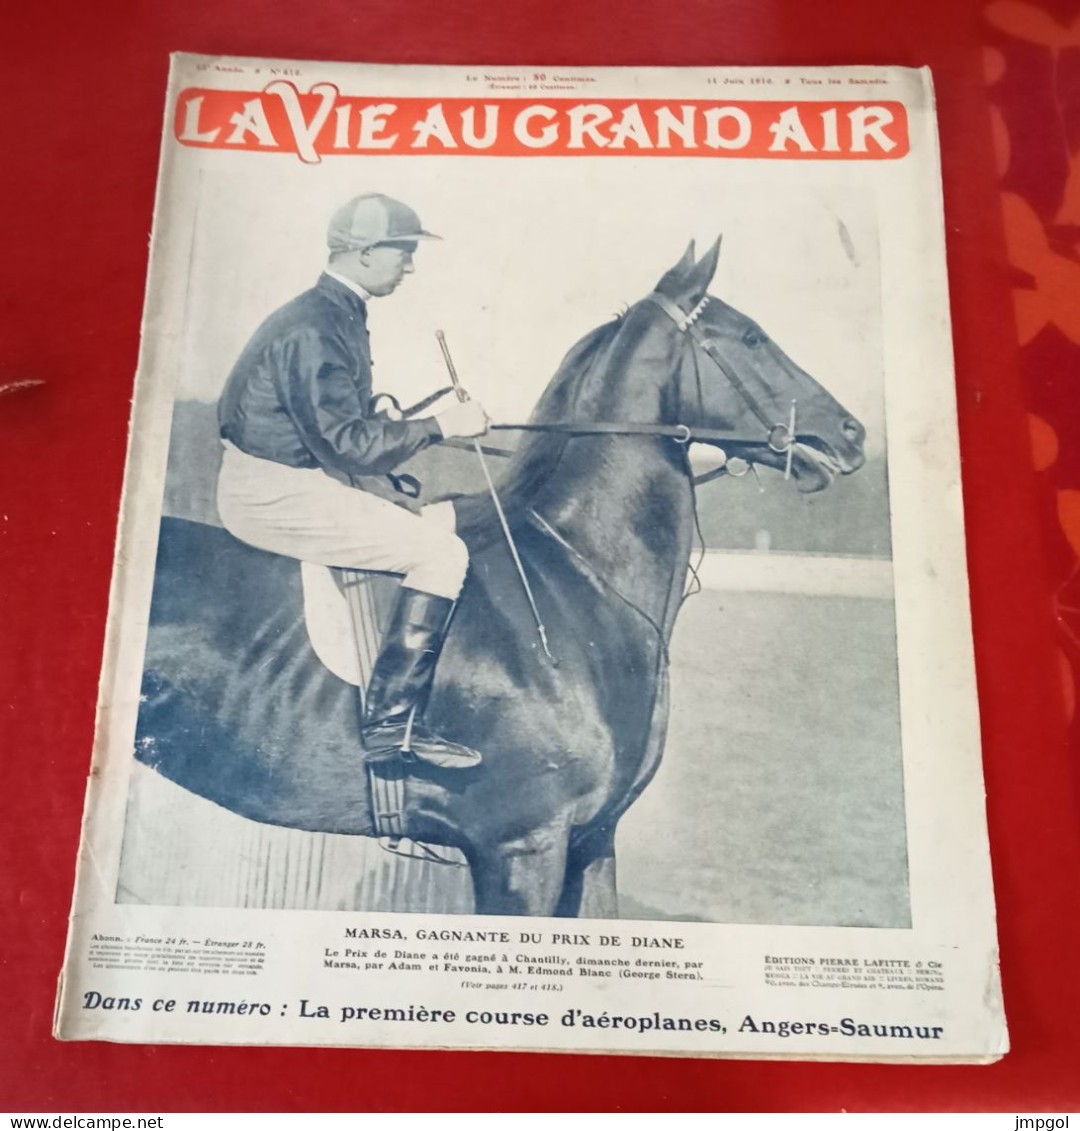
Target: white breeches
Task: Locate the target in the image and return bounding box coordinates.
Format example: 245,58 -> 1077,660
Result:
216,443 -> 469,600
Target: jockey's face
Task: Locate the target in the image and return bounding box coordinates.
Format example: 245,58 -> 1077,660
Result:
335,241 -> 417,297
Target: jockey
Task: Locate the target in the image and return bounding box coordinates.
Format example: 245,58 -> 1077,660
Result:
216,193 -> 488,771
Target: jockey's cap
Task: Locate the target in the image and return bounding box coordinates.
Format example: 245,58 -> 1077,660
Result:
327,194 -> 441,252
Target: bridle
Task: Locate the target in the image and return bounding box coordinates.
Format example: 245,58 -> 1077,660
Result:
645,291 -> 797,473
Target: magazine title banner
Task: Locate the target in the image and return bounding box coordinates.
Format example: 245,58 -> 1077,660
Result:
174,83 -> 910,163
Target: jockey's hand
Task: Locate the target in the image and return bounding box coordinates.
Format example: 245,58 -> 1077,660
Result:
435,399 -> 490,439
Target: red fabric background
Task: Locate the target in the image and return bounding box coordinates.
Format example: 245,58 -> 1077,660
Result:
1,0 -> 1077,1112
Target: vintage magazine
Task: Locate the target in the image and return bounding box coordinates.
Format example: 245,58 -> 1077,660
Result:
54,54 -> 1006,1062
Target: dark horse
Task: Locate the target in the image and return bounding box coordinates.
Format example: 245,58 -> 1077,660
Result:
136,240 -> 866,917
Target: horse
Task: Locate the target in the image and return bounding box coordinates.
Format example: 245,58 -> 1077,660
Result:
134,239 -> 866,918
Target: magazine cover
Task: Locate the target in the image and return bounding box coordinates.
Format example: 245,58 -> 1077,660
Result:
53,54 -> 1006,1061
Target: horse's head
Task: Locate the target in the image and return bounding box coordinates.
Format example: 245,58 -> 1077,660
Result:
649,240 -> 866,492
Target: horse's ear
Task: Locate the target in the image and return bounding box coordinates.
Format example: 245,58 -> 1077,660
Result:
676,240 -> 696,273
684,236 -> 722,304
655,241 -> 697,295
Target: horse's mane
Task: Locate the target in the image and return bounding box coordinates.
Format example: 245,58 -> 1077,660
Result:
452,318 -> 622,547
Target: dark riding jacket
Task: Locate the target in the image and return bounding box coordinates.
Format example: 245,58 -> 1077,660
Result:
218,273 -> 441,479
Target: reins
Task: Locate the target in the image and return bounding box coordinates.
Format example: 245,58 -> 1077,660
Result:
384,293 -> 799,476
490,420 -> 736,446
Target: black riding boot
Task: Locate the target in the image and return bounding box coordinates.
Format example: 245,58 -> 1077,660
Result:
362,587 -> 482,770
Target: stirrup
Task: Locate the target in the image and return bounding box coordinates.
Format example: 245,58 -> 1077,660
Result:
366,756 -> 407,842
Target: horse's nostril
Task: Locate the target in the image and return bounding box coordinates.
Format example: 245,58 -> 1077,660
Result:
842,419 -> 861,442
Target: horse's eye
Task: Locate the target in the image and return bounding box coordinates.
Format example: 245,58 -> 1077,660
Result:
742,327 -> 765,348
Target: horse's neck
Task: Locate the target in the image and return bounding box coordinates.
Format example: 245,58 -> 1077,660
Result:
456,316 -> 696,635
530,342 -> 696,634
534,435 -> 695,637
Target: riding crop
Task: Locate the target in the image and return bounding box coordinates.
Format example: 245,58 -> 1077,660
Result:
434,331 -> 557,666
